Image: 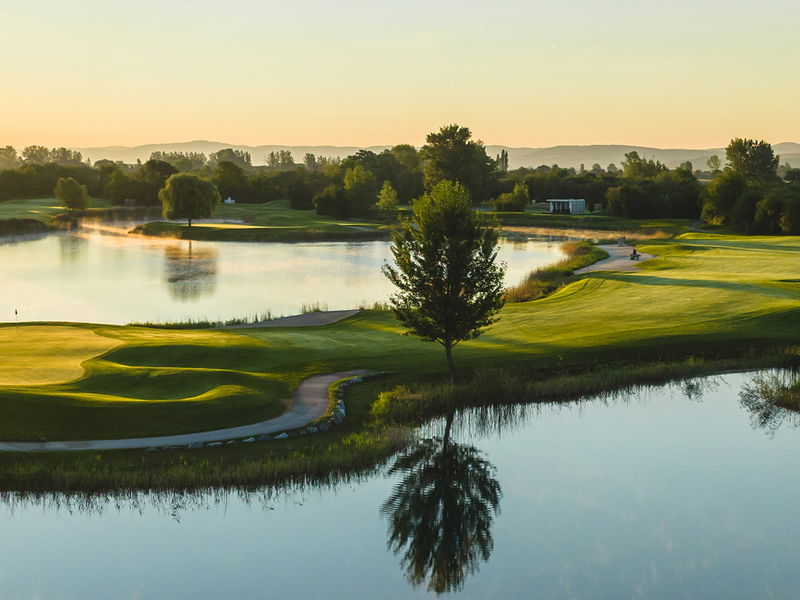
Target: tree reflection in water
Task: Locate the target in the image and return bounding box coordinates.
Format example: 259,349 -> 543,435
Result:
163,242 -> 218,301
739,370 -> 800,435
381,413 -> 501,594
58,233 -> 88,263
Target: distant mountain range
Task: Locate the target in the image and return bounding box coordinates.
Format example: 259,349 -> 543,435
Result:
74,140 -> 800,170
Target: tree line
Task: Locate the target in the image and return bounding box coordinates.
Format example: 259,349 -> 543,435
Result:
2,132 -> 798,233
701,139 -> 800,234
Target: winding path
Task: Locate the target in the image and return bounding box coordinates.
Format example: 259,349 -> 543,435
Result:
575,244 -> 656,274
0,370 -> 370,453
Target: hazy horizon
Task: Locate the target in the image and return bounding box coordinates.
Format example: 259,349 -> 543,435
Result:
3,0 -> 799,149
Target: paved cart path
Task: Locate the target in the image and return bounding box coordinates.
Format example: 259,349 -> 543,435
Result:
575,245 -> 655,274
0,370 -> 370,452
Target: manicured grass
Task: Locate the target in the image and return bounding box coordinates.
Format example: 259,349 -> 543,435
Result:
0,379 -> 410,493
133,200 -> 392,242
0,325 -> 288,441
505,240 -> 609,302
0,326 -> 120,385
493,205 -> 693,236
0,197 -> 111,222
0,233 -> 798,448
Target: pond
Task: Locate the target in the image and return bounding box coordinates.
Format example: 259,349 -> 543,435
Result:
0,227 -> 563,324
1,371 -> 799,599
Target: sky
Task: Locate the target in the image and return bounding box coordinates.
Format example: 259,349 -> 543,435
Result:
1,0 -> 798,149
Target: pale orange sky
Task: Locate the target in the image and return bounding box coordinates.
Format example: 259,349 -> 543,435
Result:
2,0 -> 798,149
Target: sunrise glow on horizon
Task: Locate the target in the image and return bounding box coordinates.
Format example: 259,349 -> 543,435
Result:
2,0 -> 799,149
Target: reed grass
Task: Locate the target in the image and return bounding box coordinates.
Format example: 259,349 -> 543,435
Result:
371,349 -> 800,425
505,240 -> 608,302
128,311 -> 276,329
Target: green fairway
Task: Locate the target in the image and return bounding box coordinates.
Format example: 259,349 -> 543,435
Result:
0,326 -> 120,385
133,199 -> 392,241
493,205 -> 693,236
0,325 -> 289,441
0,197 -> 112,222
0,232 -> 798,443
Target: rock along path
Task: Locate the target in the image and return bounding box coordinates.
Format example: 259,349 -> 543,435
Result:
0,370 -> 370,452
575,244 -> 655,274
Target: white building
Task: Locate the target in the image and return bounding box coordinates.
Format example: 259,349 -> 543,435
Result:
546,199 -> 585,215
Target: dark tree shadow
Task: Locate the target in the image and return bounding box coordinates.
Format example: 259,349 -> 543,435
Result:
163,242 -> 218,301
381,413 -> 502,594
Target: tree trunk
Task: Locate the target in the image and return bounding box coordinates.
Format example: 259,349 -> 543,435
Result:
188,218 -> 192,227
444,344 -> 455,378
442,411 -> 454,451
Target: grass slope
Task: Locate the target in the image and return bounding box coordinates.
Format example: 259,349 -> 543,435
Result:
495,204 -> 693,236
0,233 -> 798,443
0,325 -> 288,440
0,326 -> 120,385
0,197 -> 111,222
133,200 -> 391,242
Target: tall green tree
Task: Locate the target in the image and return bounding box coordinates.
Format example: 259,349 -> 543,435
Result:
621,151 -> 666,178
0,146 -> 19,170
209,148 -> 252,169
303,153 -> 318,172
725,138 -> 779,182
266,150 -> 295,170
213,160 -> 249,201
54,177 -> 89,212
382,180 -> 505,374
377,180 -> 399,210
159,174 -> 220,227
343,165 -> 378,214
22,145 -> 52,165
421,124 -> 497,203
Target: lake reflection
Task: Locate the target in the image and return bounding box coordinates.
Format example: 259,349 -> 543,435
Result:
0,229 -> 562,324
2,372 -> 800,599
382,413 -> 501,594
739,369 -> 800,434
163,242 -> 218,301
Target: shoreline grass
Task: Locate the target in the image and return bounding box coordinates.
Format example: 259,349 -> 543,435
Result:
505,240 -> 608,302
131,220 -> 390,243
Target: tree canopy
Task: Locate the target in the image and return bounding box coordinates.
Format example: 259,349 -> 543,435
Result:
382,180 -> 505,374
725,138 -> 779,182
159,174 -> 220,227
421,124 -> 496,204
54,177 -> 89,212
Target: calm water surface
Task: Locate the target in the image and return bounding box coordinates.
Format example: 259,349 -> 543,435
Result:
1,372 -> 799,599
0,227 -> 562,324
